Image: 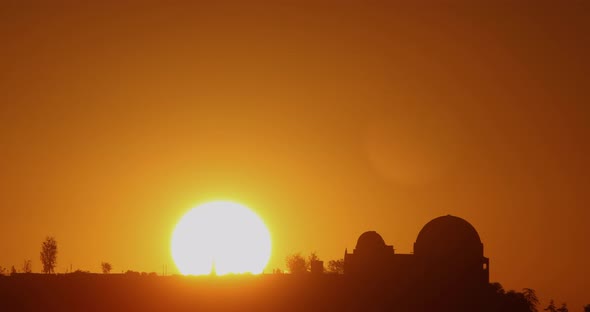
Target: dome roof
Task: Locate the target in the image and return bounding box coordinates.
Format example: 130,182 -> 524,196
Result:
414,215 -> 483,258
355,231 -> 386,251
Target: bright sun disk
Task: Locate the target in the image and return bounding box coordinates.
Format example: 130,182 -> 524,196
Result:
171,201 -> 271,275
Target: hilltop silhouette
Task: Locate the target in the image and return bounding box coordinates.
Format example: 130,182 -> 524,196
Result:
0,215 -> 562,311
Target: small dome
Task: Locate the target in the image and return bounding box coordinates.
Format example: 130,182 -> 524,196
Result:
414,215 -> 483,258
355,231 -> 386,251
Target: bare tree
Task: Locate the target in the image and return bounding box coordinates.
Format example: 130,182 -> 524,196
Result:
327,258 -> 345,274
285,252 -> 306,274
22,260 -> 32,273
101,262 -> 112,274
40,236 -> 58,274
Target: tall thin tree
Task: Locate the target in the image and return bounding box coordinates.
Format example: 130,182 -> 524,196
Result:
40,236 -> 58,274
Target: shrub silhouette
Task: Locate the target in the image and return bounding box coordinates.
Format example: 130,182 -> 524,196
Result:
101,262 -> 112,274
327,258 -> 344,274
285,253 -> 306,274
22,259 -> 32,273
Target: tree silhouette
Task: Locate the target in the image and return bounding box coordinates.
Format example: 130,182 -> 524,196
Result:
40,236 -> 57,274
522,288 -> 539,312
327,258 -> 344,274
584,304 -> 590,312
22,259 -> 32,273
544,300 -> 557,312
306,251 -> 320,271
502,290 -> 530,312
285,253 -> 306,274
484,283 -> 543,312
101,262 -> 112,274
543,300 -> 568,312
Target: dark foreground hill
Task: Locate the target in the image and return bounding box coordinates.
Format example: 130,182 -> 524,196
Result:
0,273 -> 534,312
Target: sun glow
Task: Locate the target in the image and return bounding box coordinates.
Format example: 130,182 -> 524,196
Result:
171,201 -> 272,275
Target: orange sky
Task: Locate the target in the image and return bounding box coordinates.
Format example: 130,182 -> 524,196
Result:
1,1 -> 589,309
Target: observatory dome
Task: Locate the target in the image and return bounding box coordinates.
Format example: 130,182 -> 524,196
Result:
414,215 -> 483,258
355,231 -> 387,252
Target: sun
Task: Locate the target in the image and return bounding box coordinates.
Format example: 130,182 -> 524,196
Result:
171,201 -> 272,275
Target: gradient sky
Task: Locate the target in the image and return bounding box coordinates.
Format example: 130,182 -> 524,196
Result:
1,1 -> 589,309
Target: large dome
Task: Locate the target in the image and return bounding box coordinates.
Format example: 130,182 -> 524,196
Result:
355,231 -> 386,251
414,215 -> 483,258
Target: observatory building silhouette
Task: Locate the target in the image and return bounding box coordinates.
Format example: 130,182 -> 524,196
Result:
344,215 -> 489,288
